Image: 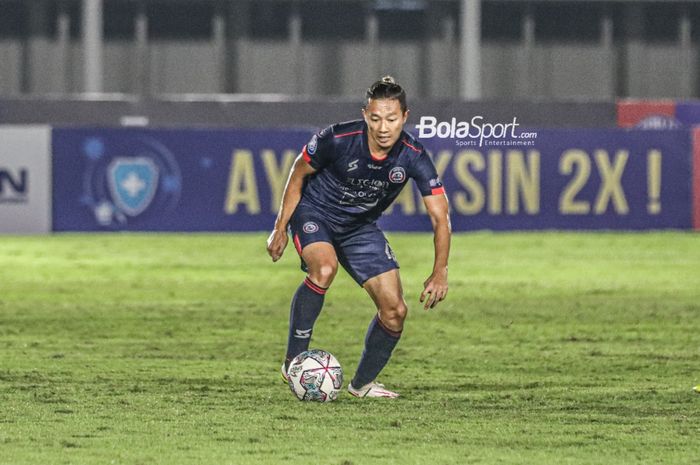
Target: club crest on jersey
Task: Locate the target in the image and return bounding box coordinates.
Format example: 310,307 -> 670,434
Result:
303,221 -> 319,233
388,167 -> 406,184
307,135 -> 318,155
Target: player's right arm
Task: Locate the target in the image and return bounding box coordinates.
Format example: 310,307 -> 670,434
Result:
266,154 -> 317,262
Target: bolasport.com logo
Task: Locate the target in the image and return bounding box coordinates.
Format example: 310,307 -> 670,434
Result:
414,116 -> 538,147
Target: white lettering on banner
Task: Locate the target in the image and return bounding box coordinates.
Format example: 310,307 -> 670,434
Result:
415,116 -> 527,147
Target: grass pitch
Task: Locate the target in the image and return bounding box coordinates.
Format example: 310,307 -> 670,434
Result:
1,232 -> 698,465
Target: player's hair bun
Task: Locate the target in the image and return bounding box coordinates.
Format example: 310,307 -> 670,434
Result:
365,75 -> 407,112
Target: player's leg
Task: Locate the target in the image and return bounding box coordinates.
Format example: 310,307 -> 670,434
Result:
348,269 -> 405,397
363,269 -> 407,332
333,225 -> 402,397
284,211 -> 339,373
284,241 -> 338,370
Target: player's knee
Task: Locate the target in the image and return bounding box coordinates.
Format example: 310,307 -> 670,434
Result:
318,264 -> 337,283
394,301 -> 408,322
309,263 -> 337,288
381,300 -> 407,330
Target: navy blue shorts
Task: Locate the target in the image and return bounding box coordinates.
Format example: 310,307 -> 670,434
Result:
288,204 -> 399,286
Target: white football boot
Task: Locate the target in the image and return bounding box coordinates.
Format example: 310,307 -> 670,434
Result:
348,381 -> 399,398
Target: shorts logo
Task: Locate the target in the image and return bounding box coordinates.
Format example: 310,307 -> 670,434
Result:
385,242 -> 396,262
389,167 -> 406,184
303,221 -> 319,233
307,135 -> 318,155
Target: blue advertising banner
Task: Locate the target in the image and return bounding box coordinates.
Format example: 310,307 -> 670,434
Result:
398,128 -> 692,231
52,128 -> 310,231
676,102 -> 700,127
52,127 -> 693,232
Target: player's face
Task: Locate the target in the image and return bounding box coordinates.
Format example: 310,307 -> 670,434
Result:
362,98 -> 408,154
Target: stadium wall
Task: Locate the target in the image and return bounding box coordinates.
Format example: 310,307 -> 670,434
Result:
0,98 -> 616,128
1,18 -> 696,101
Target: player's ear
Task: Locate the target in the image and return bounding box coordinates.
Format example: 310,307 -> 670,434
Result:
402,109 -> 410,124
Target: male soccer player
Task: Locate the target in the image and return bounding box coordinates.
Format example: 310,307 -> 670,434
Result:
266,76 -> 451,398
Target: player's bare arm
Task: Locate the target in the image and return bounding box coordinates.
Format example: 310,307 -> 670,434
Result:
420,193 -> 451,310
267,154 -> 316,262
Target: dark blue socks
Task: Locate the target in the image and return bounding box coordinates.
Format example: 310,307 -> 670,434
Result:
351,315 -> 402,389
285,277 -> 327,370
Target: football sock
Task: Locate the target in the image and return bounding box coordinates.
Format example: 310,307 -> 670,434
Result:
351,314 -> 402,389
285,277 -> 327,370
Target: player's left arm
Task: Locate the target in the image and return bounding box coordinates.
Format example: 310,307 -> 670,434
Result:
420,193 -> 451,310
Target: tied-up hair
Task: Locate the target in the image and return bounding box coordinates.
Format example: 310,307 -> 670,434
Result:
365,76 -> 407,114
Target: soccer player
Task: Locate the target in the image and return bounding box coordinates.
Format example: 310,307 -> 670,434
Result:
267,76 -> 451,398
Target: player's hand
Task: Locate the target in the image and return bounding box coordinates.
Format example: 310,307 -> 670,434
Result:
420,268 -> 448,310
266,229 -> 288,262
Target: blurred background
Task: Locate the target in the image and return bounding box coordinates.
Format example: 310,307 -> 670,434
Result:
1,0 -> 697,100
2,1 -> 698,234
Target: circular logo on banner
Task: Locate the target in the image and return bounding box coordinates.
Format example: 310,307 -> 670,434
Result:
80,136 -> 182,229
389,167 -> 406,184
307,135 -> 318,155
303,221 -> 319,234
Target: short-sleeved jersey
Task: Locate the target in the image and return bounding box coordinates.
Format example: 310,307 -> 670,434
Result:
298,119 -> 444,232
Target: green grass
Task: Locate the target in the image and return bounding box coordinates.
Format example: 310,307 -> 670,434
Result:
0,232 -> 698,465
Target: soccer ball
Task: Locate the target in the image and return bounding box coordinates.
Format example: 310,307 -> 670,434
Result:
287,349 -> 343,402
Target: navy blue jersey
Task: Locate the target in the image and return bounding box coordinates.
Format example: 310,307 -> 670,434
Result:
298,119 -> 444,231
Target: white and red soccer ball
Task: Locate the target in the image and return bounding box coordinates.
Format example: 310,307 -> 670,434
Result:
287,349 -> 343,402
